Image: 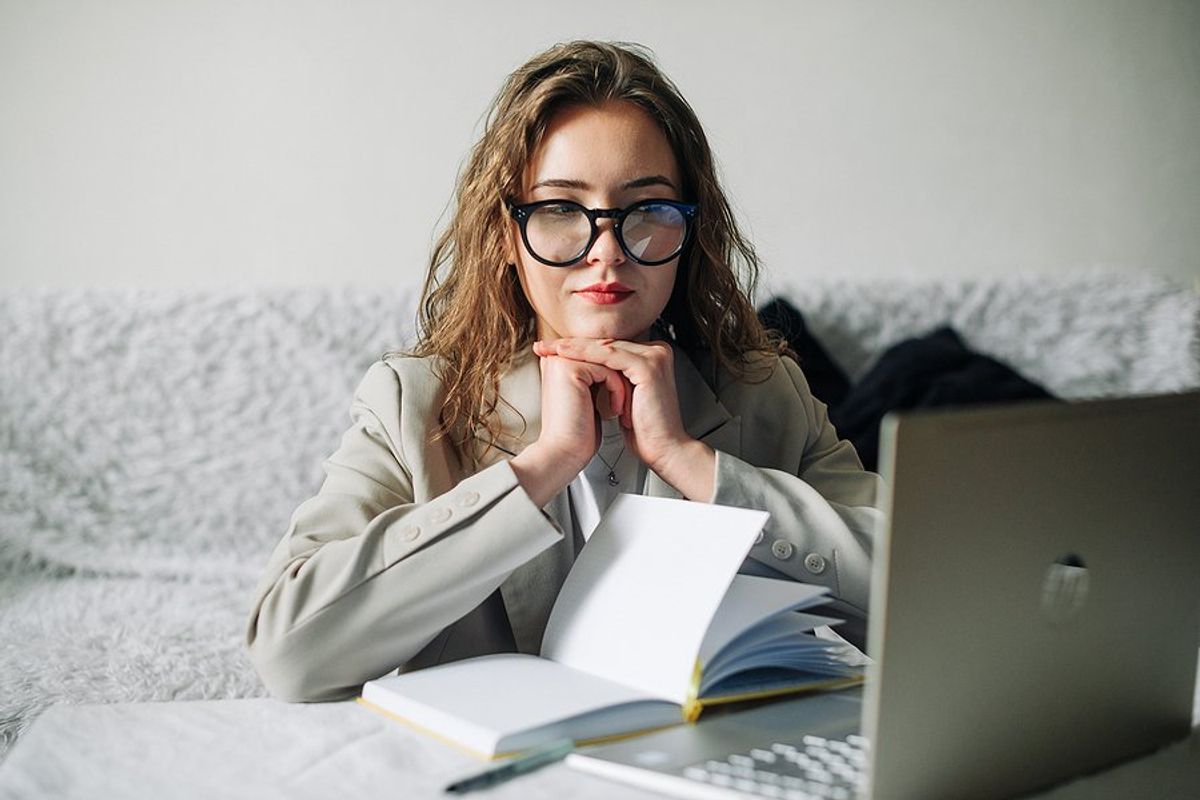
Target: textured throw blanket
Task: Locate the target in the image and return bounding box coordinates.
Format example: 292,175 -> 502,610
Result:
0,287 -> 419,756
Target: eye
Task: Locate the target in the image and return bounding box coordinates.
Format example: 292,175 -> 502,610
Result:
626,202 -> 687,228
528,203 -> 587,230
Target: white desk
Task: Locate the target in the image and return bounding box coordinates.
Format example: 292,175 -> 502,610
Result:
0,698 -> 1197,800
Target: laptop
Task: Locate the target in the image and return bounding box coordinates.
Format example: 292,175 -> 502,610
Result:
567,392 -> 1200,800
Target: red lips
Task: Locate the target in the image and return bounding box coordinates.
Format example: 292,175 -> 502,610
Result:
576,282 -> 634,305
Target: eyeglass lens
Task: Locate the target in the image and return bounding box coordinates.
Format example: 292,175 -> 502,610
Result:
525,202 -> 688,265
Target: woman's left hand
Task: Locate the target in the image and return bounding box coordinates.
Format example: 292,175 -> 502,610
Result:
532,337 -> 716,500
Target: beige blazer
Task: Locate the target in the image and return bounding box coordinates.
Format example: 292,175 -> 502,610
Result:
246,346 -> 884,701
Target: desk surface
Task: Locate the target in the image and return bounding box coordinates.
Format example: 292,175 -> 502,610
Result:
1,698 -> 1197,800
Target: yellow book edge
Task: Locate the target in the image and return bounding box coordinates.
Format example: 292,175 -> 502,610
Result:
356,696 -> 683,762
695,674 -> 865,711
682,657 -> 865,722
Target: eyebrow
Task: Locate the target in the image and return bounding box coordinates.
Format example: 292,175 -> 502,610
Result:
530,174 -> 677,192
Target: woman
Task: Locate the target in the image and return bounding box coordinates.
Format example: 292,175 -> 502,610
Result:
246,40 -> 882,702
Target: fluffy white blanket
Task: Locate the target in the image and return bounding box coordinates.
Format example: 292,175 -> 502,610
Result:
1,276 -> 1196,760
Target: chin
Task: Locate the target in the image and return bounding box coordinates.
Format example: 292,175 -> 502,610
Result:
571,323 -> 648,341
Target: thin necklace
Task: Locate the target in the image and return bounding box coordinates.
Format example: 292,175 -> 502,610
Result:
595,443 -> 625,486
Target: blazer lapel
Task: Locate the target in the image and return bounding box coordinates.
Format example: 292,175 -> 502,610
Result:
498,488 -> 575,654
470,353 -> 578,655
468,351 -> 541,469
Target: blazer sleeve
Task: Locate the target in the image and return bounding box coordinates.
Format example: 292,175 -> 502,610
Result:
711,357 -> 884,616
245,361 -> 563,702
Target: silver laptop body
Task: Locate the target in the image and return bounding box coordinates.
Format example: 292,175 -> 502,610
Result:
568,392 -> 1200,800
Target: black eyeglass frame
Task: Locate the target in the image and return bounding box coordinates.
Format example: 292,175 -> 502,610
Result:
507,198 -> 699,267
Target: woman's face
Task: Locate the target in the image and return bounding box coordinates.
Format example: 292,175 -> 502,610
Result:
509,100 -> 683,342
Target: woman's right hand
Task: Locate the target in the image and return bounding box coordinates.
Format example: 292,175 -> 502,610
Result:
509,346 -> 629,507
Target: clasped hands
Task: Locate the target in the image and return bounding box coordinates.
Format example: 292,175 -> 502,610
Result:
516,337 -> 715,504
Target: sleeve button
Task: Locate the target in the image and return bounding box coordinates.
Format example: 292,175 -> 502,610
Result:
755,530 -> 765,545
400,525 -> 421,542
459,491 -> 480,508
430,507 -> 452,524
804,553 -> 827,574
771,540 -> 794,560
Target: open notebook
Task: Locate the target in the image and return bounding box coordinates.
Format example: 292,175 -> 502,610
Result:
358,495 -> 864,759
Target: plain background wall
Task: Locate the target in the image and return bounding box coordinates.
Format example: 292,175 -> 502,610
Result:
1,0 -> 1198,293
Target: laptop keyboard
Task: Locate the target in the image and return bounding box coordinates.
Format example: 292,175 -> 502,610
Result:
680,734 -> 868,799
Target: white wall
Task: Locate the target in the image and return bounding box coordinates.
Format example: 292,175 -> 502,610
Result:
1,0 -> 1198,291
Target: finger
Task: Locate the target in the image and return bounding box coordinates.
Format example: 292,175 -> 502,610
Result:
544,340 -> 638,374
534,338 -> 615,361
601,368 -> 627,421
534,337 -> 611,357
548,339 -> 659,383
574,359 -> 623,420
565,358 -> 625,417
608,338 -> 673,355
592,382 -> 613,419
547,337 -> 666,353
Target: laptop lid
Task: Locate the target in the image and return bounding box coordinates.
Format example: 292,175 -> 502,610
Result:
865,392 -> 1200,800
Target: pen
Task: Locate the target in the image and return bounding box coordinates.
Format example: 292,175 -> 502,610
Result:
444,738 -> 575,794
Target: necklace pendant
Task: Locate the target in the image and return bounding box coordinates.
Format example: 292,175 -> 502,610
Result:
607,470 -> 620,487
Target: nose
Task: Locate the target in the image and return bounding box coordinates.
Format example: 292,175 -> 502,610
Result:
585,219 -> 626,267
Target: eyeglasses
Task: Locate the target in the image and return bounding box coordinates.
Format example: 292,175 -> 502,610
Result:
507,198 -> 698,267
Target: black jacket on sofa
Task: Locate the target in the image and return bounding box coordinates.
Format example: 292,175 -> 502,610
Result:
758,299 -> 1057,472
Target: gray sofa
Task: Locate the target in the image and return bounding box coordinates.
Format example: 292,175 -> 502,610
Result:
1,274 -> 1197,761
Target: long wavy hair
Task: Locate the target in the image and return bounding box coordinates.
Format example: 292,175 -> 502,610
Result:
405,40 -> 782,458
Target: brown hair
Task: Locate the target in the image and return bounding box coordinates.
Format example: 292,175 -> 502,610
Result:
404,40 -> 782,458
